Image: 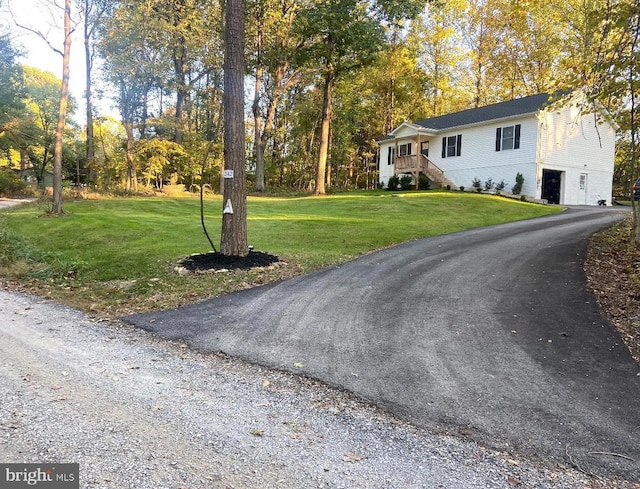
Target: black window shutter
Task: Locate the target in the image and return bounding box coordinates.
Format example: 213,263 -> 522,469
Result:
442,137 -> 446,158
496,127 -> 502,151
514,124 -> 521,149
407,142 -> 412,155
456,134 -> 462,156
387,146 -> 393,165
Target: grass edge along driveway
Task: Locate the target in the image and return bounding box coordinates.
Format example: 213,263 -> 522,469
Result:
0,191 -> 560,316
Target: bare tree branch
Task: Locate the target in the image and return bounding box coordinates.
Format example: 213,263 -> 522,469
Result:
8,0 -> 78,58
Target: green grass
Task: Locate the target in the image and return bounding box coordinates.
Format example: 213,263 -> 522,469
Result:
0,190 -> 560,315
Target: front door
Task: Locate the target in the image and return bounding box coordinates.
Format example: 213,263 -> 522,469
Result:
420,141 -> 429,157
579,173 -> 588,205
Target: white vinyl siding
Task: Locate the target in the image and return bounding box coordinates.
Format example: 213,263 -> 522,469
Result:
433,117 -> 538,196
378,141 -> 395,186
537,100 -> 615,205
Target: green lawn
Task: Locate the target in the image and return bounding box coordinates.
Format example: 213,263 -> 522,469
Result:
0,190 -> 560,315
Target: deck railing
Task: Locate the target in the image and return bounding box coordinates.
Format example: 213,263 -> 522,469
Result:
395,154 -> 446,181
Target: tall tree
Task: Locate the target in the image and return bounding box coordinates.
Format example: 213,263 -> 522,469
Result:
0,36 -> 24,135
53,0 -> 74,214
91,116 -> 127,190
98,0 -> 169,190
357,24 -> 431,137
409,0 -> 468,116
249,0 -> 303,192
250,0 -> 267,191
82,0 -> 111,185
461,0 -> 496,106
19,67 -> 69,186
12,0 -> 75,213
150,0 -> 222,144
220,0 -> 248,256
557,0 -> 614,92
595,0 -> 640,239
154,0 -> 193,144
296,0 -> 424,194
463,0 -> 562,101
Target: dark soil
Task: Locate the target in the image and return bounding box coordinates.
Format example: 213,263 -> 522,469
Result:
179,250 -> 281,272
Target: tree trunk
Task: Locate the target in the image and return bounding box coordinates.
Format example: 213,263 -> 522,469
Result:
255,133 -> 267,192
123,121 -> 137,192
384,28 -> 398,135
255,64 -> 292,193
221,0 -> 248,257
19,148 -> 28,180
315,43 -> 336,196
172,0 -> 188,145
384,76 -> 395,135
51,0 -> 73,215
173,43 -> 187,144
252,16 -> 265,193
84,0 -> 95,185
629,9 -> 640,243
631,91 -> 639,242
325,125 -> 333,188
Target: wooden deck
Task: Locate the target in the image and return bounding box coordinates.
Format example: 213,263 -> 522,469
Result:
395,155 -> 454,188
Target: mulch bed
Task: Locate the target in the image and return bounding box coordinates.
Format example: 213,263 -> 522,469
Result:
179,250 -> 281,272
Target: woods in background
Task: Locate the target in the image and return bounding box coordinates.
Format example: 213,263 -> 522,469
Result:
0,0 -> 638,197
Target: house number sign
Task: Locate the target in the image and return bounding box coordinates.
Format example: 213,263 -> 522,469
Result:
223,169 -> 234,179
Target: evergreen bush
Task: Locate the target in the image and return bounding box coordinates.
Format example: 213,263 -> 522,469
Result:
386,175 -> 400,190
418,174 -> 431,190
512,173 -> 524,195
399,175 -> 413,190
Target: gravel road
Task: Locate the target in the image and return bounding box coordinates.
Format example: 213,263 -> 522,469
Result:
0,290 -> 633,488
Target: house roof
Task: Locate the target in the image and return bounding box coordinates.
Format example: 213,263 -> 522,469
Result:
413,92 -> 562,131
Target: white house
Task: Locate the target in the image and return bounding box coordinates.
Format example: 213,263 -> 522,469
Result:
377,91 -> 616,205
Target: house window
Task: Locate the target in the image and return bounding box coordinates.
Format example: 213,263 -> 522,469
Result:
387,146 -> 394,165
398,143 -> 412,157
441,135 -> 462,158
496,124 -> 521,151
420,141 -> 429,157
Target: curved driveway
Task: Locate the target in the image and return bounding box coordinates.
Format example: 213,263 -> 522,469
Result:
125,207 -> 640,480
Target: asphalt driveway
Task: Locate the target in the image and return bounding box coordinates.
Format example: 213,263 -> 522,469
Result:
124,206 -> 640,481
